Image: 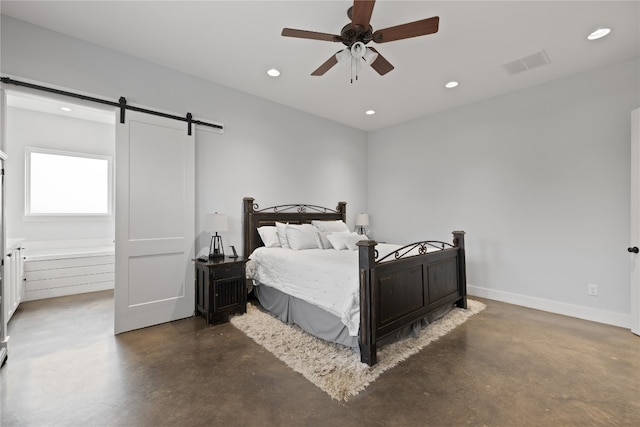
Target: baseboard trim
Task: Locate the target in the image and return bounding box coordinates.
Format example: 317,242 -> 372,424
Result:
468,285 -> 630,329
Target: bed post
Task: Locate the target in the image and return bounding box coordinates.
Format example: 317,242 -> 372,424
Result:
243,197 -> 255,258
357,239 -> 377,366
453,230 -> 468,309
337,201 -> 347,222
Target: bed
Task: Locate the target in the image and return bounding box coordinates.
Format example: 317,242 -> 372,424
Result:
243,197 -> 467,366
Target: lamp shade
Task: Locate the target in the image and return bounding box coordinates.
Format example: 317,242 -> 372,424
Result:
336,48 -> 351,63
355,213 -> 369,227
205,213 -> 228,232
362,47 -> 379,65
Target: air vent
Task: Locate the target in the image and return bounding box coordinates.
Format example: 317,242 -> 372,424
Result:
502,50 -> 551,75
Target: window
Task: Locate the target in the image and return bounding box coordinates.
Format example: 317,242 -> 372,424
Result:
26,148 -> 113,216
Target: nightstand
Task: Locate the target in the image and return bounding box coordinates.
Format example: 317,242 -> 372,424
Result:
194,256 -> 247,325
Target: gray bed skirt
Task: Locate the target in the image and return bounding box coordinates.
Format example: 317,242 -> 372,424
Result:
252,283 -> 454,351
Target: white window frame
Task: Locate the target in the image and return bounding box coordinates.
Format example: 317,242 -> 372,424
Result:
25,147 -> 113,217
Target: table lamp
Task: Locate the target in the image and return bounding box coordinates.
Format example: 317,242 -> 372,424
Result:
205,213 -> 228,259
355,213 -> 369,235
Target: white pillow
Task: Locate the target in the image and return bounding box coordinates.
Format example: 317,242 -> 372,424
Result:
286,224 -> 320,250
314,231 -> 331,249
311,219 -> 350,233
257,226 -> 280,248
275,222 -> 290,249
327,231 -> 361,250
345,233 -> 368,250
316,230 -> 350,249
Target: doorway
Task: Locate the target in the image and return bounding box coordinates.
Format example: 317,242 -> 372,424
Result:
2,90 -> 116,331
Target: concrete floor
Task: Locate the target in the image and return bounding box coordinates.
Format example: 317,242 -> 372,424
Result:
1,290 -> 638,426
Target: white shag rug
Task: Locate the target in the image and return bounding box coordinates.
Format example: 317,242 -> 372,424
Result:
230,299 -> 486,401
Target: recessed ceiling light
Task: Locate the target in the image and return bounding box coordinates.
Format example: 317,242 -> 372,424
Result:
60,107 -> 73,112
587,28 -> 611,41
365,110 -> 376,115
267,68 -> 281,77
445,81 -> 459,89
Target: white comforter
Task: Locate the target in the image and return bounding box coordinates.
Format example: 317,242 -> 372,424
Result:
246,244 -> 433,336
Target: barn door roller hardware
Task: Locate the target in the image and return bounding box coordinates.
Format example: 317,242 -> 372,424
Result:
1,77 -> 223,135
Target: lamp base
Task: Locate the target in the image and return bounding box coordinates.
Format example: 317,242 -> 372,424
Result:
209,234 -> 225,259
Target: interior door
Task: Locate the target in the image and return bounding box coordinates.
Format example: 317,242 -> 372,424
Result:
630,108 -> 639,336
114,110 -> 195,334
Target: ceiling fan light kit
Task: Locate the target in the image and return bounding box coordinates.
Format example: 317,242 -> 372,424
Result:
336,49 -> 351,63
350,41 -> 366,59
282,0 -> 439,82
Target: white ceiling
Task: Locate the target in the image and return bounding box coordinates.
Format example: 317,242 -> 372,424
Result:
6,91 -> 115,124
1,0 -> 638,131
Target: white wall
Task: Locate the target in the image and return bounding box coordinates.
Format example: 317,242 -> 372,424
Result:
0,16 -> 369,256
5,106 -> 115,241
368,58 -> 640,327
4,15 -> 638,328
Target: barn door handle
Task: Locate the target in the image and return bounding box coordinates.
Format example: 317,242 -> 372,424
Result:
628,247 -> 639,253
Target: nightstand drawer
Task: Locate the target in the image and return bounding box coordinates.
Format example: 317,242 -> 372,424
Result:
211,264 -> 243,280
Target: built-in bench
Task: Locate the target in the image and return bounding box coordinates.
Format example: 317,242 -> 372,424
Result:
22,238 -> 114,301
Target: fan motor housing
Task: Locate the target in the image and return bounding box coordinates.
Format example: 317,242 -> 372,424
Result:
340,23 -> 373,46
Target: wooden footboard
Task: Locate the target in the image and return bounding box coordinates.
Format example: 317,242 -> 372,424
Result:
357,231 -> 467,366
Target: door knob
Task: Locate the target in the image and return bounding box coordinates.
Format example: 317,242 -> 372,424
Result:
628,247 -> 639,253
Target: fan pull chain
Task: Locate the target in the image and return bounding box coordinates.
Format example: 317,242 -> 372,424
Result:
350,57 -> 355,84
350,57 -> 362,84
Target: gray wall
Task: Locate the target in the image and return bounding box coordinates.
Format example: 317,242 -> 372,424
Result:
368,58 -> 640,326
0,16 -> 369,256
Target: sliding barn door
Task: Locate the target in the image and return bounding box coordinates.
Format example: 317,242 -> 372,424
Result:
114,110 -> 195,334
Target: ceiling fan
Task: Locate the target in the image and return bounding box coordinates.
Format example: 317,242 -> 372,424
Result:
281,0 -> 439,81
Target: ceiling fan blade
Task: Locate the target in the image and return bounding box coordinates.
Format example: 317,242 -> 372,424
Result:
372,16 -> 439,43
366,47 -> 394,75
351,0 -> 376,29
311,53 -> 340,76
282,28 -> 341,42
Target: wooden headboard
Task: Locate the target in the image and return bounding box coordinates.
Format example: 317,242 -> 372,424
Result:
243,197 -> 346,257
